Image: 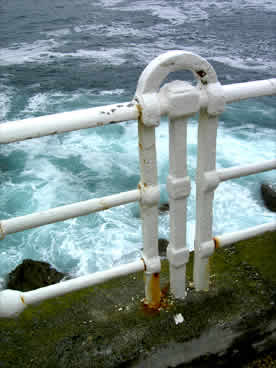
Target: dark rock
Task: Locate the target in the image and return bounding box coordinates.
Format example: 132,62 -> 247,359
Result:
158,238 -> 169,257
7,259 -> 67,292
261,183 -> 276,212
159,203 -> 169,214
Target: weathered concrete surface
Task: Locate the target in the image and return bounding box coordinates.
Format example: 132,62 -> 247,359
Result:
0,231 -> 275,367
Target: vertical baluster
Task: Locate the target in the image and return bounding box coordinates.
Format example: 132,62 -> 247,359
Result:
193,110 -> 219,291
138,119 -> 161,308
167,115 -> 191,298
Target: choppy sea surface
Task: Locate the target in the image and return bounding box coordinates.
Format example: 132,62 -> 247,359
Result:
0,0 -> 275,287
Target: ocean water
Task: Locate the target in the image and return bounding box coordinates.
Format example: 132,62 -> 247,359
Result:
0,0 -> 275,287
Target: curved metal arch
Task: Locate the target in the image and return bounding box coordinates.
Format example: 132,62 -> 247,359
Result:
135,50 -> 218,96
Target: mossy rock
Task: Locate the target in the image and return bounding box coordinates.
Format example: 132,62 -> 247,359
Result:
6,259 -> 67,292
261,183 -> 276,212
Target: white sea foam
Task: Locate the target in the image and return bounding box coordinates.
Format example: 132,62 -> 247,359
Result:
233,0 -> 276,12
22,93 -> 50,116
68,49 -> 126,65
125,41 -> 204,66
108,0 -> 208,24
209,55 -> 276,73
0,277 -> 5,290
99,89 -> 125,96
99,0 -> 125,7
217,123 -> 275,165
1,4 -> 273,73
0,93 -> 11,121
0,39 -> 126,66
0,39 -> 65,66
73,24 -> 99,33
21,89 -> 127,118
189,0 -> 276,12
146,4 -> 189,25
44,28 -> 72,37
0,109 -> 274,278
214,179 -> 274,236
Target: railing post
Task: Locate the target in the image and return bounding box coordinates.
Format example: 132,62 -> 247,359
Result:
164,81 -> 200,298
137,119 -> 161,308
193,112 -> 219,290
193,83 -> 225,291
135,50 -> 224,299
166,117 -> 190,298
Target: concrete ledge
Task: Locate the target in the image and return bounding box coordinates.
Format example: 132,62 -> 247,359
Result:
0,231 -> 275,367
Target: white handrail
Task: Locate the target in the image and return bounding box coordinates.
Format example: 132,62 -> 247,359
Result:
216,160 -> 276,182
0,79 -> 275,144
0,101 -> 138,144
199,222 -> 276,259
0,189 -> 141,238
223,79 -> 276,103
214,222 -> 276,248
0,50 -> 275,317
0,260 -> 145,318
203,159 -> 276,192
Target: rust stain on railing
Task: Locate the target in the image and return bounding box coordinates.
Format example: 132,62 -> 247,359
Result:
142,279 -> 175,314
136,102 -> 144,125
213,237 -> 220,250
142,272 -> 161,312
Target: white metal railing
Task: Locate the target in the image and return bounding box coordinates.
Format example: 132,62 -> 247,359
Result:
0,50 -> 275,318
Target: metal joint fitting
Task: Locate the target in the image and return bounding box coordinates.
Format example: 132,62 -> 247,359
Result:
135,93 -> 161,127
167,175 -> 191,200
167,245 -> 190,268
199,240 -> 215,259
142,255 -> 161,274
0,223 -> 5,240
139,183 -> 160,207
203,171 -> 220,192
206,82 -> 225,116
0,289 -> 26,318
161,81 -> 200,119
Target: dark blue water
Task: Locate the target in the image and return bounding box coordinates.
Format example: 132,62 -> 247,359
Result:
0,0 -> 275,286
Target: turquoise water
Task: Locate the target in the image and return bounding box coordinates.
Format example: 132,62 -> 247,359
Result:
0,0 -> 275,286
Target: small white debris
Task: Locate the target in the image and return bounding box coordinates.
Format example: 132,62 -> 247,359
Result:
118,307 -> 123,311
174,313 -> 184,325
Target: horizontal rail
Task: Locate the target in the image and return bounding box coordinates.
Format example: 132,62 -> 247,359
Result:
216,159 -> 276,182
25,259 -> 145,304
204,159 -> 276,192
223,79 -> 276,103
0,189 -> 141,237
0,79 -> 275,145
0,259 -> 145,318
0,101 -> 139,144
197,79 -> 276,110
214,222 -> 276,248
200,222 -> 276,258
